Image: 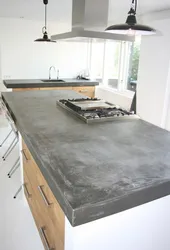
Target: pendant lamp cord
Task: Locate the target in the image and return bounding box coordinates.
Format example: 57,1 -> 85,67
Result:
131,0 -> 137,14
42,0 -> 48,34
128,0 -> 137,15
45,4 -> 47,30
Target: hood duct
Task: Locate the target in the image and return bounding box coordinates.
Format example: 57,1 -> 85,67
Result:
51,0 -> 134,42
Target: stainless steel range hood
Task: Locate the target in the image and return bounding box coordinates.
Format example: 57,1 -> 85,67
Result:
51,0 -> 134,42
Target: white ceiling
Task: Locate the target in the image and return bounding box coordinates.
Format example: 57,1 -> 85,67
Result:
0,0 -> 169,23
108,0 -> 170,23
0,0 -> 72,22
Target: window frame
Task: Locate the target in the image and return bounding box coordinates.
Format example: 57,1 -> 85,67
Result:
87,40 -> 134,93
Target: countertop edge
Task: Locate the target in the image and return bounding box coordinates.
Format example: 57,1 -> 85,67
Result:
73,180 -> 170,226
3,79 -> 99,89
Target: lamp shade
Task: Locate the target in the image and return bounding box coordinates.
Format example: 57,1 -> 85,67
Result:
105,0 -> 156,36
34,0 -> 56,43
35,31 -> 56,43
105,23 -> 156,36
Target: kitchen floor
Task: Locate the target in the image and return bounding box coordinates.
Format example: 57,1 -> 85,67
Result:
0,113 -> 44,250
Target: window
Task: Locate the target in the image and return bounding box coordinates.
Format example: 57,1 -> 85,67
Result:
89,41 -> 105,83
88,37 -> 141,92
126,37 -> 141,92
103,41 -> 121,89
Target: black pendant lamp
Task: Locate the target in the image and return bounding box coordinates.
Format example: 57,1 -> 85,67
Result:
35,0 -> 56,43
105,0 -> 156,36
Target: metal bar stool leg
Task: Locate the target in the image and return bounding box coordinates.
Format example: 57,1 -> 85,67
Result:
7,157 -> 20,177
3,138 -> 18,161
13,185 -> 23,199
2,136 -> 17,160
0,129 -> 13,147
8,163 -> 20,178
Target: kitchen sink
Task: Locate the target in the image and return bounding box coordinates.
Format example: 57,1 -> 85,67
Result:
41,79 -> 65,83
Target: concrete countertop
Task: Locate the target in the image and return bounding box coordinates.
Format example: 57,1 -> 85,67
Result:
2,90 -> 170,227
3,79 -> 99,88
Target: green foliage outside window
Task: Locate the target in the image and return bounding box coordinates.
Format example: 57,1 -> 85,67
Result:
127,38 -> 141,91
130,41 -> 140,81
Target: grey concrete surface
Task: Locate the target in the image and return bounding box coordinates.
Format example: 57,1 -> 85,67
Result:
3,79 -> 99,88
2,90 -> 170,226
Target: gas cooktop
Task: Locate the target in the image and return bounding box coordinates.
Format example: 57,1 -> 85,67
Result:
57,98 -> 138,123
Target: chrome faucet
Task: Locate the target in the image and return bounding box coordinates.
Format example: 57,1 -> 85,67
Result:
49,66 -> 56,80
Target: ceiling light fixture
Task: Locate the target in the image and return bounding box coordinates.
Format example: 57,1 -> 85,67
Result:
35,0 -> 56,43
105,0 -> 156,36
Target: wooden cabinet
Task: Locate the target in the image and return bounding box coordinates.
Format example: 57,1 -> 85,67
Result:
13,88 -> 40,91
22,141 -> 65,250
13,86 -> 95,98
39,87 -> 72,91
72,86 -> 95,98
39,86 -> 95,98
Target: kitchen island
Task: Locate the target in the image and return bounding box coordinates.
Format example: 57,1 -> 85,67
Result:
3,79 -> 99,98
2,90 -> 170,250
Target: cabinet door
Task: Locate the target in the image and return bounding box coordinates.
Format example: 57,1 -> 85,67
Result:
34,185 -> 65,250
72,86 -> 95,98
23,171 -> 34,206
24,171 -> 62,250
35,166 -> 65,242
22,140 -> 65,250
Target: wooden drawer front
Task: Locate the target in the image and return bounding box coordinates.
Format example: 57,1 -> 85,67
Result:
13,88 -> 40,92
72,86 -> 95,98
23,170 -> 34,204
34,189 -> 65,250
22,141 -> 32,161
24,171 -> 64,250
40,87 -> 72,91
23,156 -> 41,225
22,141 -> 36,183
22,140 -> 36,164
30,160 -> 65,247
22,140 -> 65,249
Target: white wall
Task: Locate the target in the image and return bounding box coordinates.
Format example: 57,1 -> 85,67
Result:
65,195 -> 170,250
164,76 -> 170,130
137,18 -> 170,129
0,17 -> 88,84
0,17 -> 133,110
